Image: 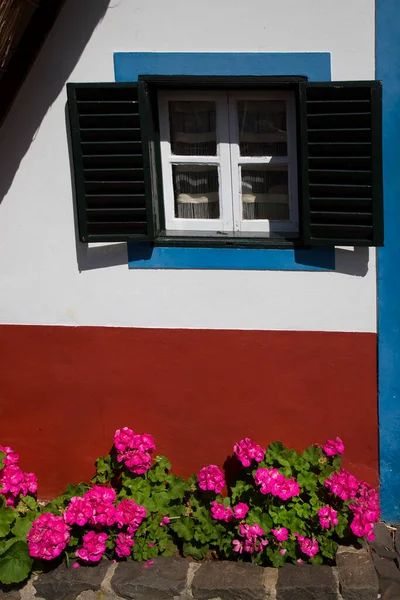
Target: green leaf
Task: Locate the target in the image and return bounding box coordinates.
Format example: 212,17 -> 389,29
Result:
0,541 -> 33,585
297,471 -> 317,493
332,455 -> 342,469
162,541 -> 179,557
155,455 -> 171,471
92,455 -> 114,484
310,554 -> 323,565
302,445 -> 321,467
182,541 -> 208,560
266,546 -> 287,567
17,496 -> 38,511
166,475 -> 188,500
0,508 -> 16,538
170,517 -> 194,542
265,441 -> 285,463
11,517 -> 34,539
230,479 -> 253,503
0,452 -> 5,470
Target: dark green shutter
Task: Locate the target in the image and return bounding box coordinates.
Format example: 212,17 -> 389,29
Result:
299,81 -> 383,246
67,82 -> 155,243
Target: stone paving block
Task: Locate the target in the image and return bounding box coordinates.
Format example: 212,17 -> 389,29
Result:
371,522 -> 397,559
34,561 -> 110,600
382,581 -> 400,599
336,549 -> 379,600
111,556 -> 189,600
191,561 -> 265,600
372,552 -> 400,594
276,564 -> 337,600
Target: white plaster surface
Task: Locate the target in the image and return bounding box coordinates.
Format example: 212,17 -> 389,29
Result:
0,0 -> 377,332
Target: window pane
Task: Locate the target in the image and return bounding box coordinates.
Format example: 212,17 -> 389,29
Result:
241,167 -> 289,220
238,100 -> 287,156
169,101 -> 217,156
173,165 -> 220,219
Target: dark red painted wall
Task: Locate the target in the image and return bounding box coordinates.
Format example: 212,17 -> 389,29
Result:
0,325 -> 378,499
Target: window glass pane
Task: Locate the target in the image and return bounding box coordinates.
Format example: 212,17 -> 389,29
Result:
238,100 -> 287,156
241,167 -> 289,220
173,165 -> 220,219
169,101 -> 217,156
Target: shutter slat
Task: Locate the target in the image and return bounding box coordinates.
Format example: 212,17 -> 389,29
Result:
67,82 -> 154,242
81,141 -> 143,156
77,101 -> 139,115
82,155 -> 143,168
300,81 -> 383,246
80,128 -> 141,142
83,168 -> 144,181
79,114 -> 140,128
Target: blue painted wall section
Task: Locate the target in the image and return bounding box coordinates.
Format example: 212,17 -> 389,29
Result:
377,0 -> 400,522
114,52 -> 335,271
127,244 -> 335,271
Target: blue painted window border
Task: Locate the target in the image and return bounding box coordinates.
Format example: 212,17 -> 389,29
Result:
114,52 -> 335,271
377,0 -> 400,522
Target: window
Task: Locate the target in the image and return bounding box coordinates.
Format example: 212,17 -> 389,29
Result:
158,90 -> 298,235
67,78 -> 384,248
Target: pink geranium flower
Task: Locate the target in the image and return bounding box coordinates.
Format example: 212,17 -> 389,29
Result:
318,506 -> 338,529
198,465 -> 225,494
271,527 -> 289,542
115,533 -> 134,558
233,438 -> 265,467
115,499 -> 147,532
76,531 -> 107,562
210,501 -> 233,522
233,503 -> 249,520
323,437 -> 345,457
27,513 -> 70,560
296,535 -> 319,558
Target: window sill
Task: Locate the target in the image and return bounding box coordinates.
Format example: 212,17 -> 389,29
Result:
154,230 -> 304,250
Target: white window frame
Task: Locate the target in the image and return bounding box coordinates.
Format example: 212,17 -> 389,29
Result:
228,90 -> 299,233
158,89 -> 298,235
158,90 -> 233,232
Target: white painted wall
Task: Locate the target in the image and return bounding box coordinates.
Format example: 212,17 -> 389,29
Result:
0,0 -> 376,332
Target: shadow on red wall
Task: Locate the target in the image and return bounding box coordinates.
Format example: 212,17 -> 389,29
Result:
0,325 -> 378,499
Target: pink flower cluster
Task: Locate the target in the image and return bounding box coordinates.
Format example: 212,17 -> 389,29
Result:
63,487 -> 146,562
233,503 -> 250,520
198,465 -> 225,494
65,487 -> 147,532
254,468 -> 300,500
323,437 -> 345,457
233,438 -> 265,467
325,469 -> 380,542
324,468 -> 359,501
0,445 -> 38,506
211,501 -> 233,522
294,533 -> 319,558
115,498 -> 147,535
210,501 -> 250,523
76,531 -> 108,562
64,486 -> 117,528
271,527 -> 289,542
348,481 -> 380,542
115,532 -> 135,558
114,427 -> 156,475
233,523 -> 268,554
27,513 -> 70,560
318,506 -> 338,529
